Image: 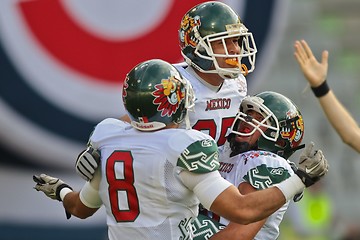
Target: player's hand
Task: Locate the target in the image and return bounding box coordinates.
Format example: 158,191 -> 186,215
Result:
294,40 -> 328,87
295,142 -> 329,187
75,147 -> 100,181
33,174 -> 72,201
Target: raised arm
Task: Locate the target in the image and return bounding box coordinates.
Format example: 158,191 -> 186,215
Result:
294,39 -> 360,153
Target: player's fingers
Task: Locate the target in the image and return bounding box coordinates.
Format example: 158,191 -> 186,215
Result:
318,159 -> 329,177
34,184 -> 44,192
294,45 -> 309,70
294,41 -> 306,63
321,50 -> 329,66
294,52 -> 303,66
315,150 -> 328,176
83,152 -> 98,169
33,175 -> 45,184
76,163 -> 92,181
39,174 -> 58,184
301,39 -> 314,58
302,141 -> 315,158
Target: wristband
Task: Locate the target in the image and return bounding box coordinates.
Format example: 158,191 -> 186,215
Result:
274,175 -> 305,202
59,187 -> 73,220
56,184 -> 73,201
60,187 -> 73,201
311,80 -> 330,98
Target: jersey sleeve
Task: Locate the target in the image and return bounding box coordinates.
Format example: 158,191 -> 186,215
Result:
240,151 -> 292,190
176,138 -> 220,173
243,164 -> 291,190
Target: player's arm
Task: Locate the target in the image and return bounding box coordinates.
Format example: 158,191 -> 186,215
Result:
33,168 -> 102,219
180,142 -> 328,225
294,39 -> 360,153
317,91 -> 360,152
61,191 -> 98,219
180,171 -> 284,225
209,220 -> 264,240
209,182 -> 266,240
215,142 -> 329,224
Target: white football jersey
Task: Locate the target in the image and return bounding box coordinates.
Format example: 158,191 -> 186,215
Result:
218,144 -> 294,240
88,118 -> 221,240
174,63 -> 247,146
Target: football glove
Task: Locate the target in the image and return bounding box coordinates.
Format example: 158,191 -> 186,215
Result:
295,142 -> 329,187
75,147 -> 100,181
33,174 -> 73,219
33,174 -> 72,201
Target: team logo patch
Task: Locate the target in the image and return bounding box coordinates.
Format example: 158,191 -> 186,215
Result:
152,77 -> 185,117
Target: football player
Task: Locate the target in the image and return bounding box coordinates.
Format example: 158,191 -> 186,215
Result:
75,1 -> 257,181
200,91 -> 310,239
175,1 -> 257,147
33,60 -> 328,240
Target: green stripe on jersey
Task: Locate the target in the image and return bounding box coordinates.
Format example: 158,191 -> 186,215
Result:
177,139 -> 219,173
244,164 -> 291,190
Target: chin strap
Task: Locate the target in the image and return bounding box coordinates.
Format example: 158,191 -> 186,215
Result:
277,144 -> 306,159
292,144 -> 306,151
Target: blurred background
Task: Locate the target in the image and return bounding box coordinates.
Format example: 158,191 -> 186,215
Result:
0,0 -> 359,239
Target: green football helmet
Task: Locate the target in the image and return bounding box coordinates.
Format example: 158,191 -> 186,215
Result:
179,1 -> 257,79
229,91 -> 305,159
122,59 -> 194,131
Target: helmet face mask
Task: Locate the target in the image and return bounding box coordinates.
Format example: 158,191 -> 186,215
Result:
231,107 -> 279,142
179,1 -> 257,79
229,91 -> 305,159
122,59 -> 194,131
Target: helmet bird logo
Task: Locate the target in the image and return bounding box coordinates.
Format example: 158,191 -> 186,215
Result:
152,77 -> 185,117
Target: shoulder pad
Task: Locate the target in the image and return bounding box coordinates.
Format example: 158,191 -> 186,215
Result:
177,139 -> 219,173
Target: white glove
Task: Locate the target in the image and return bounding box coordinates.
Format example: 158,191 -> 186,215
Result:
295,142 -> 329,187
33,174 -> 72,201
33,174 -> 73,219
75,147 -> 100,181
